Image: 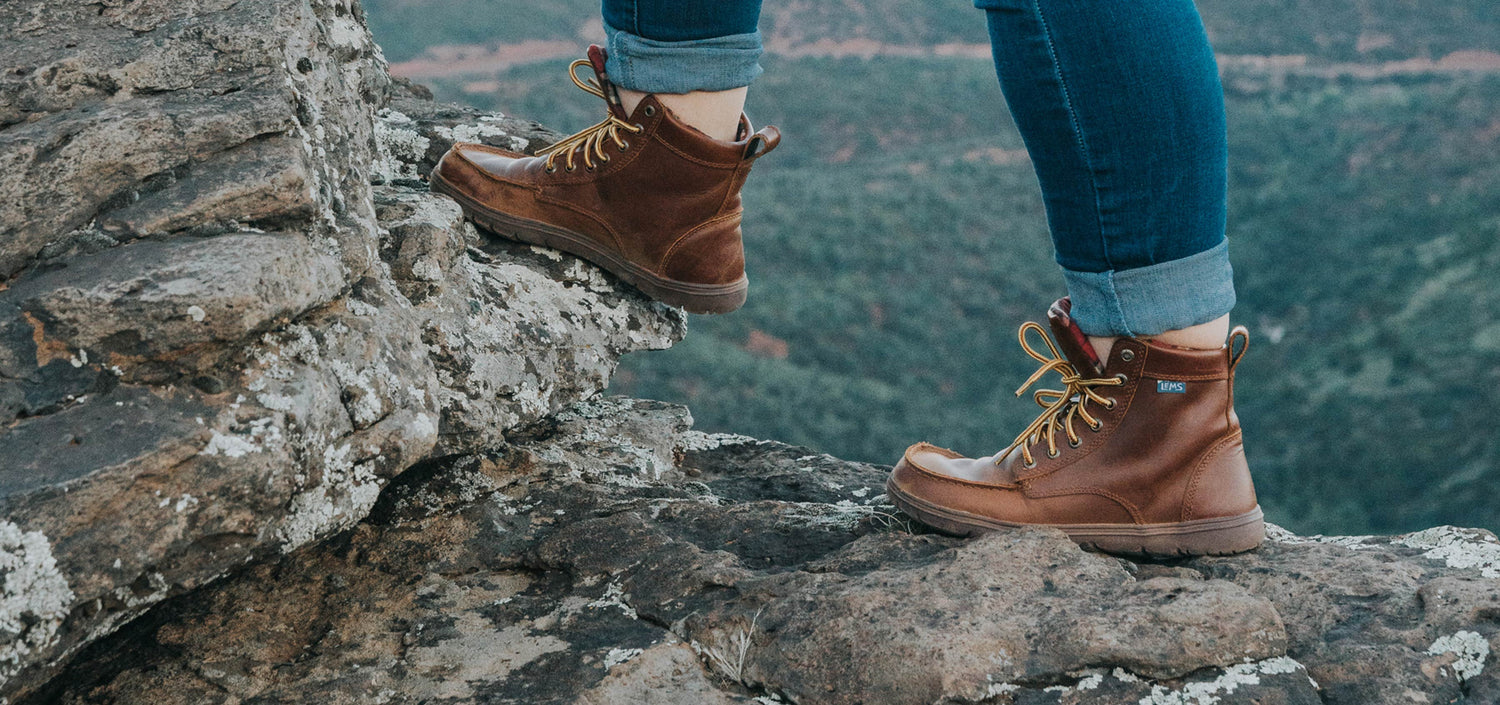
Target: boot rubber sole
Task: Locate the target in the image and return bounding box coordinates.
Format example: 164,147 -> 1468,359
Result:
429,170 -> 748,314
886,479 -> 1264,557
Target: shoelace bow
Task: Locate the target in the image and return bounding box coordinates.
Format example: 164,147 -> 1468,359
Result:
537,59 -> 644,173
996,321 -> 1124,467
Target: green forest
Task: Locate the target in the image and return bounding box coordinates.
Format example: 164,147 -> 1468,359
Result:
364,0 -> 1500,536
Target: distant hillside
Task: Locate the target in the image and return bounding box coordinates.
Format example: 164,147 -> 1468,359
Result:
363,0 -> 1500,536
366,0 -> 1500,64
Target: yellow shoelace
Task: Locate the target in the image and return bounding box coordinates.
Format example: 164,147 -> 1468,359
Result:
997,322 -> 1125,467
536,59 -> 644,173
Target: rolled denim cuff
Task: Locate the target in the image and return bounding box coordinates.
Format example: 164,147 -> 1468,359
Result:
1062,240 -> 1237,337
604,22 -> 764,94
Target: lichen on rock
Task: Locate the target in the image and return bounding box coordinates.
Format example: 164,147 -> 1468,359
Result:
1396,526 -> 1500,578
1427,630 -> 1491,684
0,523 -> 72,684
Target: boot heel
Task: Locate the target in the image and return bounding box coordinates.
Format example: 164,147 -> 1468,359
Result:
431,169 -> 749,314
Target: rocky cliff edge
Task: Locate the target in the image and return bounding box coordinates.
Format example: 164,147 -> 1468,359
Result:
0,1 -> 1497,704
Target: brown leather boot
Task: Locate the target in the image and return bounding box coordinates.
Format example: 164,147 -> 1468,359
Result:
887,298 -> 1263,556
429,46 -> 780,314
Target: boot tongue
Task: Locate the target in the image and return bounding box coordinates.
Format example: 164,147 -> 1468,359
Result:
586,45 -> 628,120
1046,297 -> 1104,378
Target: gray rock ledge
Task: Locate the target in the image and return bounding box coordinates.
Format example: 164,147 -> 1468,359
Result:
30,397 -> 1500,705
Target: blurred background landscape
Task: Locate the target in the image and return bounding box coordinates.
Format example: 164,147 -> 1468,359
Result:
362,0 -> 1500,536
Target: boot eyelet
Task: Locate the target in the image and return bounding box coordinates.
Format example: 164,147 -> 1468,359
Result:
1120,349 -> 1136,362
544,164 -> 557,174
1090,421 -> 1103,432
1068,437 -> 1081,448
1104,398 -> 1117,409
1114,373 -> 1128,383
565,165 -> 577,172
618,141 -> 630,152
1047,449 -> 1059,459
1023,459 -> 1037,469
643,105 -> 657,117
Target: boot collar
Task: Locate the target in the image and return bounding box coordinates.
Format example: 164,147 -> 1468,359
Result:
1112,338 -> 1232,381
1048,297 -> 1235,381
586,44 -> 781,163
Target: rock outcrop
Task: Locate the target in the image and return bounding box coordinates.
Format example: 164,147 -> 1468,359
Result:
2,1 -> 1496,704
0,0 -> 678,699
31,397 -> 1500,705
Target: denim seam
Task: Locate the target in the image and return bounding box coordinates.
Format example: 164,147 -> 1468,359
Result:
1100,272 -> 1133,337
615,39 -> 631,86
624,35 -> 636,86
1031,0 -> 1110,270
624,0 -> 638,87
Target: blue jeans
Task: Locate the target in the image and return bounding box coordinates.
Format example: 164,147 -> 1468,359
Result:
602,0 -> 765,93
601,0 -> 1235,337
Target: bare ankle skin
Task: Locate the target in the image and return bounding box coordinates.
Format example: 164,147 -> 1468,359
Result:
1088,314 -> 1231,359
618,87 -> 748,141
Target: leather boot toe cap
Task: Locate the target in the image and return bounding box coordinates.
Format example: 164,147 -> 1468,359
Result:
442,142 -> 535,184
898,443 -> 1012,485
888,444 -> 1036,533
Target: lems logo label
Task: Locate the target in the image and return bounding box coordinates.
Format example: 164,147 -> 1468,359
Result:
1157,380 -> 1187,394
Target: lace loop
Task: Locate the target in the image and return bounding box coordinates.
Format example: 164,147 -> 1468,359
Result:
536,59 -> 644,173
995,322 -> 1125,467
